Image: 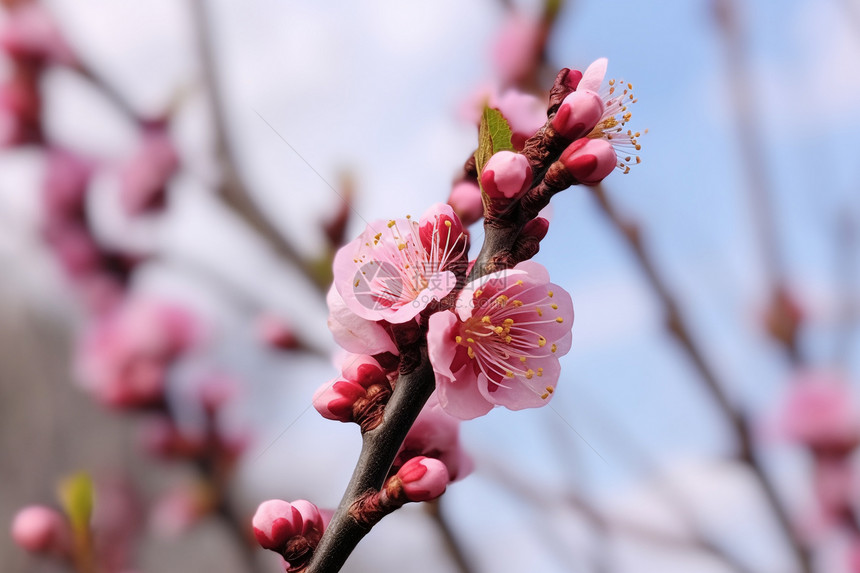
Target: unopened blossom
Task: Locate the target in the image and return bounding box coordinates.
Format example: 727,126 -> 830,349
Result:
118,130 -> 179,216
555,58 -> 643,174
428,260 -> 573,419
395,393 -> 472,481
0,72 -> 40,146
11,506 -> 70,555
76,298 -> 198,409
394,457 -> 449,502
0,3 -> 74,65
447,180 -> 483,227
491,12 -> 542,87
313,354 -> 392,427
41,149 -> 93,223
333,203 -> 468,324
776,372 -> 860,455
481,150 -> 532,200
252,499 -> 325,555
257,314 -> 300,350
559,138 -> 617,185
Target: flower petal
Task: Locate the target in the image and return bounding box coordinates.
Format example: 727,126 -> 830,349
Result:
578,57 -> 607,94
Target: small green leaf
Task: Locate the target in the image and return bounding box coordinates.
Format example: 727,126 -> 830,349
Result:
58,472 -> 93,534
474,106 -> 515,179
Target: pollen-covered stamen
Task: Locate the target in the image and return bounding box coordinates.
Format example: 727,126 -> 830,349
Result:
455,283 -> 565,398
587,78 -> 646,174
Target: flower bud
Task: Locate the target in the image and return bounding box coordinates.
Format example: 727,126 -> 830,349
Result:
552,90 -> 604,140
11,506 -> 69,554
559,138 -> 616,185
396,457 -> 449,502
312,378 -> 365,423
522,217 -> 549,242
257,314 -> 300,350
447,180 -> 483,226
480,151 -> 532,200
252,499 -> 324,555
341,354 -> 389,389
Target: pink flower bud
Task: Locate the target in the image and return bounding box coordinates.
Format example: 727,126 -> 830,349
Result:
341,354 -> 388,389
396,457 -> 449,502
447,180 -> 483,226
257,314 -> 300,350
552,90 -> 604,140
480,151 -> 532,200
252,499 -> 324,554
313,378 -> 365,422
118,131 -> 179,216
11,505 -> 69,554
559,138 -> 616,185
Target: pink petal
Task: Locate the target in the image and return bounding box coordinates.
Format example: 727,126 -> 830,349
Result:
578,57 -> 608,93
326,284 -> 397,355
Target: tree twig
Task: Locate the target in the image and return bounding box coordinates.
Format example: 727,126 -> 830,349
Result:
424,499 -> 477,573
588,184 -> 812,573
189,0 -> 329,293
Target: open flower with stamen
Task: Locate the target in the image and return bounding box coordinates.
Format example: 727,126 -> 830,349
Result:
580,58 -> 644,174
333,203 -> 468,324
427,261 -> 573,419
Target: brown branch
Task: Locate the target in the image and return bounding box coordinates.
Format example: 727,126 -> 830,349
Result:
588,185 -> 812,573
189,0 -> 329,293
424,499 -> 477,573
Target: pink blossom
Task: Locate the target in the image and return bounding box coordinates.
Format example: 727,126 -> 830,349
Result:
118,130 -> 179,216
257,314 -> 300,350
481,151 -> 532,200
777,372 -> 860,455
559,58 -> 643,175
41,149 -> 93,223
332,203 -> 467,324
313,354 -> 392,425
447,180 -> 483,227
76,298 -> 198,409
395,393 -> 472,481
0,73 -> 40,146
491,12 -> 542,87
559,138 -> 617,185
326,284 -> 397,355
252,499 -> 325,554
149,485 -> 207,538
11,505 -> 70,555
427,260 -> 573,419
0,3 -> 74,65
395,457 -> 449,502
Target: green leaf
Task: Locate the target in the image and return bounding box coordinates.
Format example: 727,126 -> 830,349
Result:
58,472 -> 93,534
474,106 -> 515,178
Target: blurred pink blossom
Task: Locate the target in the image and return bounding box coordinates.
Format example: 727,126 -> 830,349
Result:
76,298 -> 198,409
776,372 -> 860,455
118,130 -> 179,216
10,505 -> 70,555
0,3 -> 74,65
395,393 -> 472,481
491,12 -> 542,87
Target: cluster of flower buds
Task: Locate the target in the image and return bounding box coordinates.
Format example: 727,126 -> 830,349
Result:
252,499 -> 330,572
313,354 -> 395,431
